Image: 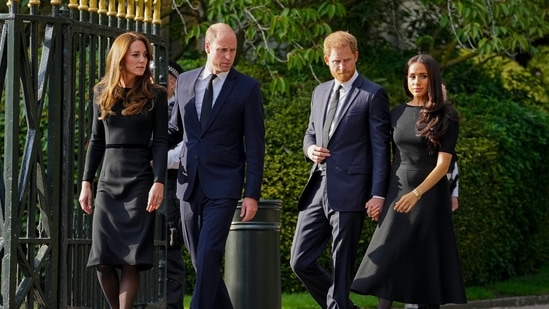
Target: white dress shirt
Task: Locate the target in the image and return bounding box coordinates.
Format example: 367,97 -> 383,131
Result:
195,67 -> 228,120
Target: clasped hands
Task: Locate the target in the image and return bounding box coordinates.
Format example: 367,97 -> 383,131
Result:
367,191 -> 419,221
366,197 -> 384,221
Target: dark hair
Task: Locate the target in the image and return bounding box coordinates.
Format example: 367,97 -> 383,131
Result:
403,54 -> 458,153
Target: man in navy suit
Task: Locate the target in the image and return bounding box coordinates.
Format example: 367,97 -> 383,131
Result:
290,31 -> 391,309
167,23 -> 265,309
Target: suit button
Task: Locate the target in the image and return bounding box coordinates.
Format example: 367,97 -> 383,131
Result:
193,155 -> 198,160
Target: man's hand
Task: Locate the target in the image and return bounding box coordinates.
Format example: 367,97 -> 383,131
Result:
240,197 -> 258,222
307,145 -> 331,163
366,197 -> 384,221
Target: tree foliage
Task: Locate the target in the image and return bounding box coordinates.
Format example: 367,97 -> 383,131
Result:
443,0 -> 548,55
170,0 -> 346,94
429,0 -> 549,69
169,0 -> 549,93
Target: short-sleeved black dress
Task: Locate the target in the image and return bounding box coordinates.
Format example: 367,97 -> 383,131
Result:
351,103 -> 467,305
82,87 -> 168,271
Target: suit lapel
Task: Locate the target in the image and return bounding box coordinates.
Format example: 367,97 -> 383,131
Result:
201,68 -> 237,132
330,76 -> 362,135
319,82 -> 335,143
183,68 -> 204,127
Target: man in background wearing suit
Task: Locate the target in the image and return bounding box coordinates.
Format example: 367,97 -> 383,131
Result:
165,60 -> 185,309
290,31 -> 391,309
167,23 -> 265,309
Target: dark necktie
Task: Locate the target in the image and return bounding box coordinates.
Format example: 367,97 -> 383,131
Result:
322,85 -> 342,147
200,74 -> 217,129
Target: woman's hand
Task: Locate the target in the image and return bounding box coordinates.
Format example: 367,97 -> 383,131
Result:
79,181 -> 94,214
394,191 -> 419,213
146,182 -> 164,212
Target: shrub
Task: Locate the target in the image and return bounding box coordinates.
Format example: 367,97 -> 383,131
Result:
452,84 -> 549,284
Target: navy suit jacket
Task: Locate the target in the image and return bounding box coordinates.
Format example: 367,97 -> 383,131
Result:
168,67 -> 265,201
298,74 -> 391,211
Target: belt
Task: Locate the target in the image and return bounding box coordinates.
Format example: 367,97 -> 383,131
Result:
105,144 -> 148,149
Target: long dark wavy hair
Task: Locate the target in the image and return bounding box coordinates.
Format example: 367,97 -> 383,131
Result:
403,54 -> 458,153
94,31 -> 163,120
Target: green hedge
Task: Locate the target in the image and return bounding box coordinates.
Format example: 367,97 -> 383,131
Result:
453,92 -> 549,284
447,55 -> 549,284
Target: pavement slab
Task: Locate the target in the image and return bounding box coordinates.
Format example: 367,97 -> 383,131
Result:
443,295 -> 549,309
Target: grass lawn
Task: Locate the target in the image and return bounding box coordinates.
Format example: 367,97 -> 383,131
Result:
183,264 -> 549,308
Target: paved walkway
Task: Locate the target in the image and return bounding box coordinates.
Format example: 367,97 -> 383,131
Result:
443,295 -> 549,309
488,306 -> 549,309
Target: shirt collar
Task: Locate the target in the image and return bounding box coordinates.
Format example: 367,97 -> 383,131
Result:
333,70 -> 359,92
202,66 -> 229,82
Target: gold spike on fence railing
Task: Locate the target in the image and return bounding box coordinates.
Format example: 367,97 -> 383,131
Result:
98,0 -> 106,15
7,0 -> 19,8
68,0 -> 77,10
153,0 -> 161,25
78,0 -> 88,12
107,0 -> 116,17
135,0 -> 144,22
117,0 -> 126,18
144,0 -> 152,23
28,0 -> 40,8
126,0 -> 135,20
88,0 -> 97,14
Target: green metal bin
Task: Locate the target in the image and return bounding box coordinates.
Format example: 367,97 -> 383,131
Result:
224,199 -> 282,309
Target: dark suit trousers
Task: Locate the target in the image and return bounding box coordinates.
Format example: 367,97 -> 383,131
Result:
166,172 -> 185,309
290,172 -> 364,309
181,179 -> 237,309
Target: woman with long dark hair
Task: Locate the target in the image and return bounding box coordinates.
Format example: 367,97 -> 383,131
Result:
351,54 -> 467,308
78,31 -> 168,308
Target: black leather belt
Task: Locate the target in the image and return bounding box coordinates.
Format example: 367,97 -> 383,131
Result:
105,144 -> 148,149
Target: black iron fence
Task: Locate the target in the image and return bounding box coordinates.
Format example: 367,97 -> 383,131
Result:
0,0 -> 169,307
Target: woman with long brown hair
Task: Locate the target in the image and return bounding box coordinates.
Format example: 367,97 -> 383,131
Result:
78,31 -> 168,308
351,54 -> 466,308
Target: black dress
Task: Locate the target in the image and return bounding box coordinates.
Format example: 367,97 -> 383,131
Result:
351,103 -> 467,305
82,88 -> 168,271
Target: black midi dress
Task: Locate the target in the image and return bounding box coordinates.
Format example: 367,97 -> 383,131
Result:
82,88 -> 168,271
351,103 -> 467,305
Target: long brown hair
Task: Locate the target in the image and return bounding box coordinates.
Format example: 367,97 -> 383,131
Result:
403,54 -> 458,153
94,31 -> 161,119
